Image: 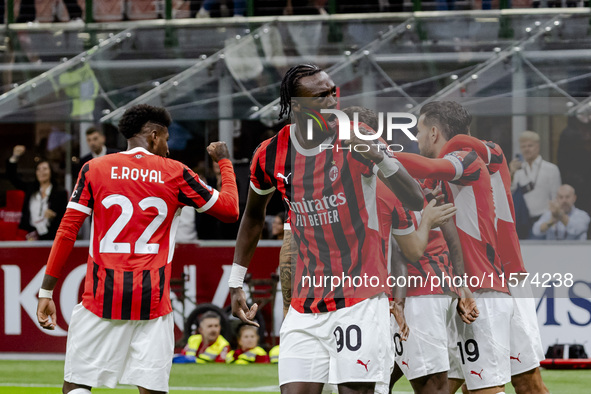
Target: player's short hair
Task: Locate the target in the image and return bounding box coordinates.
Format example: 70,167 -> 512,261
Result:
85,126 -> 103,136
199,311 -> 221,325
118,104 -> 172,139
279,64 -> 323,120
519,130 -> 540,144
342,106 -> 379,131
420,101 -> 472,141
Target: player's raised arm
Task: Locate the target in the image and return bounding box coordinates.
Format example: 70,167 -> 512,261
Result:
395,152 -> 463,182
344,125 -> 424,211
199,142 -> 239,223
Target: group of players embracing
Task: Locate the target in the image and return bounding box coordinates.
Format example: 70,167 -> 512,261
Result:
230,64 -> 548,394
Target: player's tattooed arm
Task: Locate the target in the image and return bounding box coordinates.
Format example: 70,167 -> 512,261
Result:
389,235 -> 409,341
279,230 -> 295,317
440,221 -> 479,324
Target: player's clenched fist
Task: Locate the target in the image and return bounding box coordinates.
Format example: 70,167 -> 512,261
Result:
207,141 -> 230,162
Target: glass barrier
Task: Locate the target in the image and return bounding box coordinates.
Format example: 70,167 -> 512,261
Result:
1,10 -> 590,241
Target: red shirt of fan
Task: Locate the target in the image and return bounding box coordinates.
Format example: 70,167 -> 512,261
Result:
68,147 -> 219,320
250,124 -> 389,313
377,182 -> 459,297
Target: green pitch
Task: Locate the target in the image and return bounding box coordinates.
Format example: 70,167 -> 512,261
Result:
0,360 -> 589,393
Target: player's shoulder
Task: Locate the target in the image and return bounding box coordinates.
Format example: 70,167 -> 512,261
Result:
253,124 -> 291,157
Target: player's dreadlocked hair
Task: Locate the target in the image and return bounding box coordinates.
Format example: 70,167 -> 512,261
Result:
279,64 -> 323,120
118,104 -> 172,139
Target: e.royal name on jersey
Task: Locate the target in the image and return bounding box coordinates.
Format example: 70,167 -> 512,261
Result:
110,166 -> 164,183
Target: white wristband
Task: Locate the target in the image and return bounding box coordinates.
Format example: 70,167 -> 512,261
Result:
228,263 -> 248,288
376,157 -> 400,178
38,288 -> 53,299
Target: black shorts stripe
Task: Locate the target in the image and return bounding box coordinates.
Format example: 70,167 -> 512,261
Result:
121,271 -> 134,320
103,268 -> 114,319
93,262 -> 99,298
182,168 -> 213,202
159,266 -> 166,301
140,270 -> 152,320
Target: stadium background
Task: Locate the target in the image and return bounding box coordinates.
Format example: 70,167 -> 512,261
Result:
1,1 -> 591,392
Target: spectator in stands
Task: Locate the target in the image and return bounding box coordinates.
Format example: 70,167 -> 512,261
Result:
510,130 -> 562,238
270,212 -> 285,240
6,145 -> 68,240
183,312 -> 230,363
77,127 -> 119,174
269,345 -> 279,364
226,325 -> 269,364
16,0 -> 83,23
196,0 -> 246,17
558,114 -> 591,235
532,184 -> 590,240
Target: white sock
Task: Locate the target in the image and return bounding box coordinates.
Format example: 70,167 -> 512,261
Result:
68,389 -> 92,394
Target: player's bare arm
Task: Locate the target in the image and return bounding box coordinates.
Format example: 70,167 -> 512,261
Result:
230,188 -> 275,326
345,126 -> 424,211
389,235 -> 409,341
279,229 -> 295,317
36,208 -> 87,330
393,199 -> 456,263
440,220 -> 479,324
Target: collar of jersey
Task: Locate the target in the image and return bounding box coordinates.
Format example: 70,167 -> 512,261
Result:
290,124 -> 334,157
120,147 -> 154,156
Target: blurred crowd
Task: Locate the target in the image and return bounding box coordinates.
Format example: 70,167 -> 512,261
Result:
1,115 -> 590,242
0,0 -> 586,24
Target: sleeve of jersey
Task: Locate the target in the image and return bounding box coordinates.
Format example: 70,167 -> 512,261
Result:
45,208 -> 88,278
442,134 -> 505,174
391,203 -> 416,236
203,159 -> 239,223
440,135 -> 490,163
395,152 -> 460,181
249,143 -> 276,195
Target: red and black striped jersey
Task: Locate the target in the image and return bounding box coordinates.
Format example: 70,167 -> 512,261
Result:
377,182 -> 458,297
250,124 -> 388,313
67,147 -> 224,320
396,149 -> 507,293
441,135 -> 526,275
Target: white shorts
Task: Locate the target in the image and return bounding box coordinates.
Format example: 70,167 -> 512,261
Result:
448,291 -> 513,390
509,283 -> 545,375
64,303 -> 174,392
279,295 -> 394,387
392,295 -> 454,381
